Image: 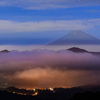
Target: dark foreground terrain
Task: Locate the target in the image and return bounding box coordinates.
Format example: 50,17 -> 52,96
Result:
68,91 -> 100,100
1,90 -> 100,100
1,86 -> 100,100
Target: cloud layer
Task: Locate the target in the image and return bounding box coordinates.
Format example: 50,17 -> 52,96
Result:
0,18 -> 100,33
0,49 -> 100,89
0,0 -> 100,10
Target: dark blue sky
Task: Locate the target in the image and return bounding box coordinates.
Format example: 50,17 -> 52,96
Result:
0,0 -> 100,45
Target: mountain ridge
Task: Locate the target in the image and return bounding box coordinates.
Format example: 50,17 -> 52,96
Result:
67,47 -> 100,56
67,47 -> 89,53
1,49 -> 10,53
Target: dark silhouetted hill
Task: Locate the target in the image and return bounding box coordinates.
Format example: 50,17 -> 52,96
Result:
67,47 -> 100,56
1,85 -> 100,100
5,86 -> 34,95
0,49 -> 10,53
67,47 -> 88,53
0,90 -> 55,100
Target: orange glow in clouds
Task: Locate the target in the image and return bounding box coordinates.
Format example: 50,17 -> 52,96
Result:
3,68 -> 100,89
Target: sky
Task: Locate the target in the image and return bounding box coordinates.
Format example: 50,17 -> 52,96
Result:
0,0 -> 100,45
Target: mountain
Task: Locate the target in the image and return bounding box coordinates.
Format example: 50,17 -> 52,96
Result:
0,49 -> 10,53
67,47 -> 88,53
67,47 -> 100,56
49,30 -> 100,45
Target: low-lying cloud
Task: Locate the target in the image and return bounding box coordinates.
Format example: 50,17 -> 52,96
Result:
0,49 -> 100,89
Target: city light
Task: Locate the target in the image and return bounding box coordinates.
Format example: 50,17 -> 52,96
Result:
49,88 -> 53,91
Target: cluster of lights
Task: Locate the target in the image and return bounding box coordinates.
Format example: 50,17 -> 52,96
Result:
13,92 -> 27,95
49,88 -> 53,91
32,92 -> 38,96
12,87 -> 54,96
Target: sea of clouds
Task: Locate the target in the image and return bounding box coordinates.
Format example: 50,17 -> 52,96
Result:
0,49 -> 100,89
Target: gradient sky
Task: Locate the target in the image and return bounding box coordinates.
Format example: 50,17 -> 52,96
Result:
0,0 -> 100,45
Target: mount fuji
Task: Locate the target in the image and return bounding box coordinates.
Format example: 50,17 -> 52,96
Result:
49,30 -> 100,45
